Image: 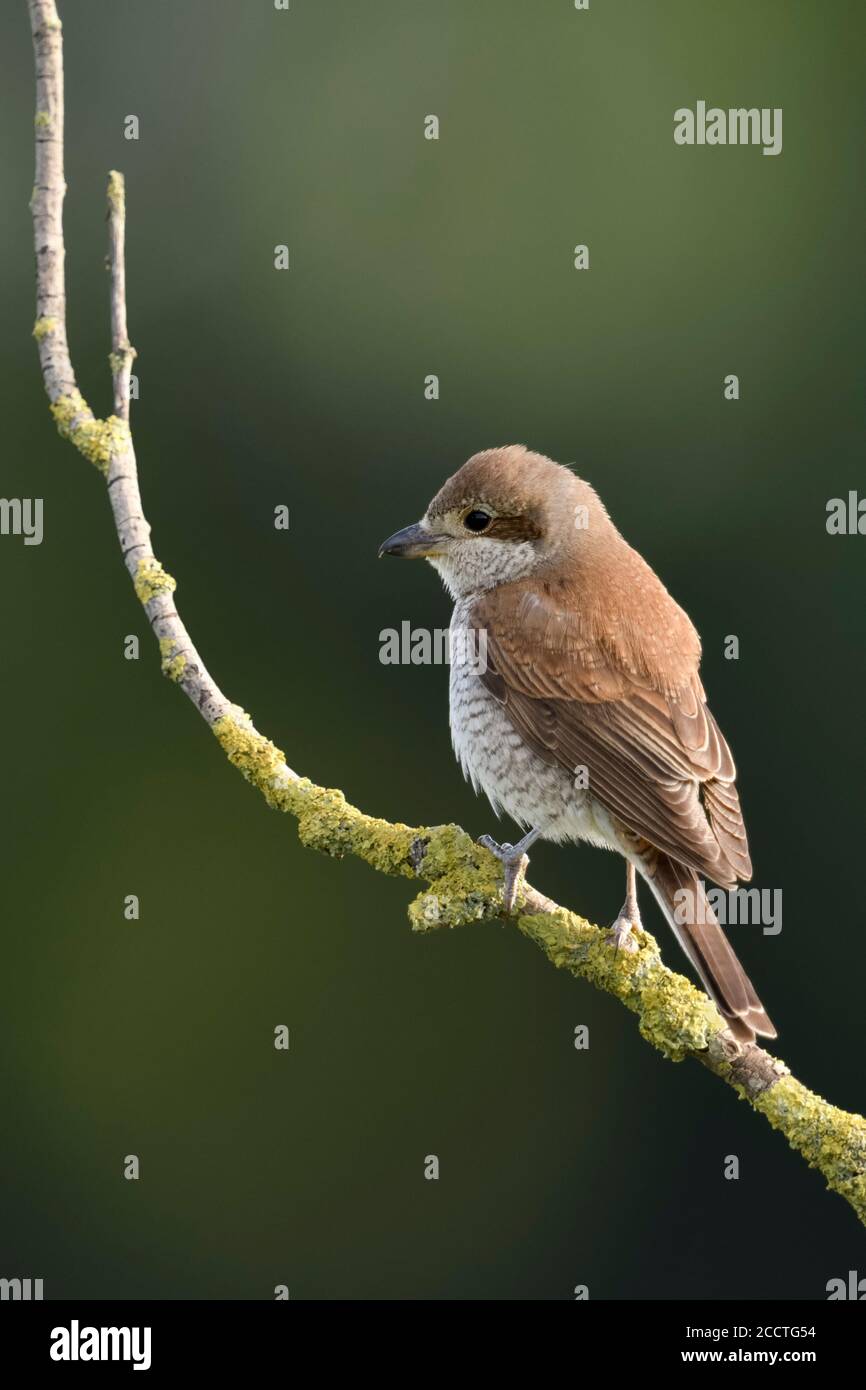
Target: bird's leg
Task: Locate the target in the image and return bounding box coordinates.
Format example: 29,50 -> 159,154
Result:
477,827 -> 541,913
606,860 -> 642,954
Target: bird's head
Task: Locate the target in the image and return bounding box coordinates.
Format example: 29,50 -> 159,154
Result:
378,444 -> 612,597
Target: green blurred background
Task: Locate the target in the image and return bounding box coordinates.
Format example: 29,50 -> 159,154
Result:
1,0 -> 864,1300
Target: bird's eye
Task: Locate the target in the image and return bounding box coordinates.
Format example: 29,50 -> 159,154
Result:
463,509 -> 491,533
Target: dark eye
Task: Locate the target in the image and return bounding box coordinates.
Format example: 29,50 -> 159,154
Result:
464,509 -> 491,533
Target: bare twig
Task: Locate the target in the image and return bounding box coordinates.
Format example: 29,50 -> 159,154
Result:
29,0 -> 276,732
27,0 -> 866,1230
106,170 -> 135,420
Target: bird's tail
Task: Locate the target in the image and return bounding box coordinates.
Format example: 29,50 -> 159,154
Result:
640,852 -> 776,1044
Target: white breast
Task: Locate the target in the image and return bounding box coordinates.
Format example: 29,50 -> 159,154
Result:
447,601 -> 618,849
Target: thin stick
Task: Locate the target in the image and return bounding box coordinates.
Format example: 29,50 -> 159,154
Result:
106,170 -> 135,420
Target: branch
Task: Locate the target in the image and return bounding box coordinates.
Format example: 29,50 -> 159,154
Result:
28,0 -> 866,1230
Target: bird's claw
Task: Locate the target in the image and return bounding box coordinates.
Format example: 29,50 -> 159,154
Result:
604,912 -> 641,955
477,834 -> 530,914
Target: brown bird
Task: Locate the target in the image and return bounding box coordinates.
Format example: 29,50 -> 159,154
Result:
379,445 -> 775,1044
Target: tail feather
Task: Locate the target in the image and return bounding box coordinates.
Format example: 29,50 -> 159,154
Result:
641,853 -> 776,1044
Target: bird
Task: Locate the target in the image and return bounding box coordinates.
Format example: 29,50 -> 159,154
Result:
378,444 -> 775,1045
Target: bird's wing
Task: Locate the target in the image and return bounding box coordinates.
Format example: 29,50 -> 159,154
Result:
470,578 -> 752,886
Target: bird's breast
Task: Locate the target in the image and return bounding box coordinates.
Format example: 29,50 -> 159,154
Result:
447,602 -> 615,848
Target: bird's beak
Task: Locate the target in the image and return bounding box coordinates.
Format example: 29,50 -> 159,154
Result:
378,521 -> 445,559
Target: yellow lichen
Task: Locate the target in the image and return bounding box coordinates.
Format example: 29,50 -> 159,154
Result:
754,1074 -> 866,1223
634,970 -> 719,1061
211,713 -> 435,877
407,830 -> 504,930
133,557 -> 177,605
212,712 -> 288,802
34,110 -> 51,129
108,345 -> 136,374
49,390 -> 130,475
107,170 -> 124,212
33,316 -> 58,341
517,908 -> 721,1061
158,637 -> 187,682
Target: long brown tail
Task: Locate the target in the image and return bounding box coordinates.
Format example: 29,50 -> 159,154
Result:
641,853 -> 776,1044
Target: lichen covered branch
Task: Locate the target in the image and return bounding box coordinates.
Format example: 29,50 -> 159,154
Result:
210,717 -> 866,1230
27,0 -> 866,1231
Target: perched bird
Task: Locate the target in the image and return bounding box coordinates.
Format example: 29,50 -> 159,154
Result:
379,445 -> 775,1044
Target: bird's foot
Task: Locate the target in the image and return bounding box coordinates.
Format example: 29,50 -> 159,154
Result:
605,904 -> 642,955
478,833 -> 533,914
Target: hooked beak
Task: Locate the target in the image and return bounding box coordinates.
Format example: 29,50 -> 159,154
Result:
378,521 -> 445,559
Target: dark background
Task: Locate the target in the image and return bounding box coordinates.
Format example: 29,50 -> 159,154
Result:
1,0 -> 864,1299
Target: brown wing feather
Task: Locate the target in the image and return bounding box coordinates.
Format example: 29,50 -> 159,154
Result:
471,572 -> 751,888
